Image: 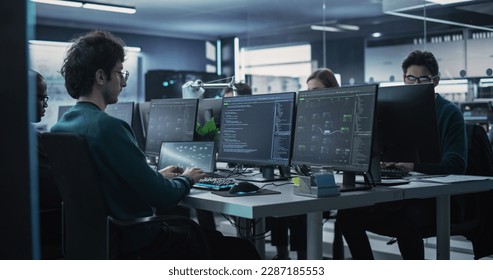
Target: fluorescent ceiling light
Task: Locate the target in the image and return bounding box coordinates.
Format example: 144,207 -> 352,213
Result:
311,24 -> 359,32
83,3 -> 136,14
29,40 -> 141,52
311,25 -> 342,32
32,0 -> 136,14
371,32 -> 382,38
336,24 -> 360,31
426,0 -> 473,5
32,0 -> 82,8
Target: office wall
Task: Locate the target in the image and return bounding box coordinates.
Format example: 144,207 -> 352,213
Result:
311,37 -> 365,86
35,25 -> 209,101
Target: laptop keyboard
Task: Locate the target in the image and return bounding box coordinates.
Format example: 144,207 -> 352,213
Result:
380,167 -> 409,179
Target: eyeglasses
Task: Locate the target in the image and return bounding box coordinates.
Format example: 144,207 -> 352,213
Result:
38,95 -> 49,103
404,75 -> 439,84
115,70 -> 129,83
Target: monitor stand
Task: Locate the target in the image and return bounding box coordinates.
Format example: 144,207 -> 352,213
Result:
236,166 -> 290,182
339,172 -> 372,192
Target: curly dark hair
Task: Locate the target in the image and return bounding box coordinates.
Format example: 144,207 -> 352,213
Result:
61,30 -> 126,98
306,68 -> 340,88
401,50 -> 439,76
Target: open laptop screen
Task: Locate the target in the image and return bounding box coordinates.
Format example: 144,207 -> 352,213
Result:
157,141 -> 216,173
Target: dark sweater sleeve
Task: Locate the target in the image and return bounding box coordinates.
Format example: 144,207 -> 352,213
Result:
414,98 -> 467,175
89,116 -> 192,212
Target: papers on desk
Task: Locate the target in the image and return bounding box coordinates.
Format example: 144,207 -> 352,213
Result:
411,175 -> 493,184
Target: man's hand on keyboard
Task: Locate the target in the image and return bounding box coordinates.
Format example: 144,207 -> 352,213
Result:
381,162 -> 414,172
159,165 -> 184,178
182,167 -> 207,183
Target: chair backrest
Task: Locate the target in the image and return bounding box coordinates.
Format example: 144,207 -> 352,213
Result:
451,123 -> 493,233
42,132 -> 109,259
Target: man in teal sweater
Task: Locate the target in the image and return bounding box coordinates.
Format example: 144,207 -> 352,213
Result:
337,50 -> 467,259
52,30 -> 259,259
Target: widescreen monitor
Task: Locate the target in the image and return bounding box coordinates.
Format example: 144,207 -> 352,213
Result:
291,84 -> 378,189
377,83 -> 441,164
145,98 -> 198,156
218,92 -> 296,181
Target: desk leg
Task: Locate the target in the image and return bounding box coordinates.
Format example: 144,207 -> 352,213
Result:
255,218 -> 266,259
307,212 -> 323,260
436,195 -> 450,260
235,217 -> 266,259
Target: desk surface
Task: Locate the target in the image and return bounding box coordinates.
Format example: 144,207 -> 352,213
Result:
182,175 -> 493,220
181,174 -> 493,259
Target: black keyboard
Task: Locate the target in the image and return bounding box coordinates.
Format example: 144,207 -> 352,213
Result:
380,167 -> 409,179
193,177 -> 235,191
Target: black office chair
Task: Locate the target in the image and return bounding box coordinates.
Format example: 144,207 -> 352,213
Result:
452,123 -> 493,259
417,123 -> 493,259
42,132 -> 208,259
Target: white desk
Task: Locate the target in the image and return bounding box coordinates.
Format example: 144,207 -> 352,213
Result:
181,175 -> 493,260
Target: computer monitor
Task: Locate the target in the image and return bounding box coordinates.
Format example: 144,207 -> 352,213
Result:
57,105 -> 72,121
376,83 -> 441,165
138,101 -> 151,138
145,98 -> 198,157
460,101 -> 492,132
105,102 -> 134,126
157,141 -> 216,173
197,98 -> 222,128
218,92 -> 296,182
291,84 -> 378,190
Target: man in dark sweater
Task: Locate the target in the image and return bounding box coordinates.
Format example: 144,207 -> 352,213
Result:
337,50 -> 467,260
52,30 -> 259,259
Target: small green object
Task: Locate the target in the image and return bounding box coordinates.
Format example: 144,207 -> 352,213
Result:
196,118 -> 219,141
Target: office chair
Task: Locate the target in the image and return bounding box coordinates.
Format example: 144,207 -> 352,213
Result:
42,132 -> 208,259
418,123 -> 493,259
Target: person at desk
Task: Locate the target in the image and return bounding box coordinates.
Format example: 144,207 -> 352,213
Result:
337,50 -> 467,260
52,30 -> 260,259
267,68 -> 340,260
34,70 -> 63,259
223,82 -> 252,97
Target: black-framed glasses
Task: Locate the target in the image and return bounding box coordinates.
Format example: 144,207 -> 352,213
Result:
115,70 -> 129,83
404,75 -> 438,84
38,95 -> 49,103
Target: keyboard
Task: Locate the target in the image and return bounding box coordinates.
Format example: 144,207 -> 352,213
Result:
193,177 -> 236,191
380,167 -> 409,179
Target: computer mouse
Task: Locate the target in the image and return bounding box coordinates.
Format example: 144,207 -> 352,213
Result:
229,181 -> 260,195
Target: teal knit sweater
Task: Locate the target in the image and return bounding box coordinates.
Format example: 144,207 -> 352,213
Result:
52,101 -> 192,252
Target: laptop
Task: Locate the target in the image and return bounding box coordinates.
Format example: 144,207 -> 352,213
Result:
157,141 -> 216,174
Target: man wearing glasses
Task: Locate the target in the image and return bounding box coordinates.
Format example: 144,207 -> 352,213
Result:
34,70 -> 63,259
51,30 -> 259,259
337,50 -> 467,260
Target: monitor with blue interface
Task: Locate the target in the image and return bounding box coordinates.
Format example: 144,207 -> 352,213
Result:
291,84 -> 378,190
145,98 -> 198,156
218,92 -> 296,182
